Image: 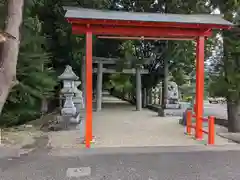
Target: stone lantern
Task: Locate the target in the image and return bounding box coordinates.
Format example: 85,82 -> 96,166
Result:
58,65 -> 79,89
58,65 -> 79,117
71,80 -> 85,124
73,80 -> 84,112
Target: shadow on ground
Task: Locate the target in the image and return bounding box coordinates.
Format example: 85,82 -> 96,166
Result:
215,118 -> 228,128
214,118 -> 240,144
101,102 -> 133,110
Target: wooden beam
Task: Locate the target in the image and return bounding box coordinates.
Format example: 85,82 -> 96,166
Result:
67,18 -> 231,30
97,36 -> 195,41
72,25 -> 212,37
93,68 -> 149,74
84,56 -> 152,64
92,56 -> 119,64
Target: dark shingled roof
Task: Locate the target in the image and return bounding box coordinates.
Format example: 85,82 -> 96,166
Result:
64,7 -> 233,27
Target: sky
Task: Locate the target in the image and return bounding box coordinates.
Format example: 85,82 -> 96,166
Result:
205,8 -> 223,67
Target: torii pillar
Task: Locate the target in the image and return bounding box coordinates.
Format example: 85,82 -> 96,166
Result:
195,36 -> 205,140
136,66 -> 142,111
96,62 -> 103,111
85,32 -> 93,148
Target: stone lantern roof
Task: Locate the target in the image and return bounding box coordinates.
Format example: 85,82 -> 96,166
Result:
58,65 -> 79,80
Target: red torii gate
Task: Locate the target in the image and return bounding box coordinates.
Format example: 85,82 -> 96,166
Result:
64,7 -> 232,148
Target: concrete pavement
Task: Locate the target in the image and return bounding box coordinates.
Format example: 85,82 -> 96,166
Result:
48,96 -> 233,149
0,146 -> 21,158
0,97 -> 232,159
0,96 -> 239,180
1,146 -> 240,179
0,145 -> 34,158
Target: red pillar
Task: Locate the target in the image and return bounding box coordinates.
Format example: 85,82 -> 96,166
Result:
195,36 -> 205,140
85,31 -> 93,148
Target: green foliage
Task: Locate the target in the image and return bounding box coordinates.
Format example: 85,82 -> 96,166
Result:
0,0 -> 115,126
184,96 -> 193,102
112,0 -> 216,90
104,41 -> 136,93
209,6 -> 240,101
0,1 -> 56,126
0,0 -> 238,127
0,0 -> 7,29
106,74 -> 133,92
34,0 -> 74,73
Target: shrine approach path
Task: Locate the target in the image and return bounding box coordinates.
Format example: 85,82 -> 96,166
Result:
91,93 -> 233,148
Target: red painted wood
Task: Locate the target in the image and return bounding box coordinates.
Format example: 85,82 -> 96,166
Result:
208,116 -> 215,145
67,18 -> 231,30
85,31 -> 93,148
186,110 -> 192,135
201,117 -> 208,122
97,36 -> 195,41
195,36 -> 205,140
201,129 -> 208,134
72,25 -> 212,37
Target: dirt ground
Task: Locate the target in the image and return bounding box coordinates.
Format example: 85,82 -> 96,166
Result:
0,113 -> 55,149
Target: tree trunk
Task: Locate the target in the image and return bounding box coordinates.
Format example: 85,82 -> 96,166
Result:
227,100 -> 240,132
0,0 -> 24,115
